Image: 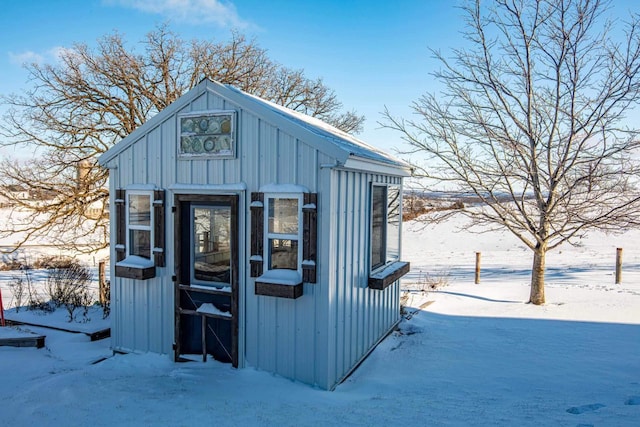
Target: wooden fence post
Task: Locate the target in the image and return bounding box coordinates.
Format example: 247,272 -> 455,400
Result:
615,247 -> 623,284
98,261 -> 106,304
475,252 -> 481,284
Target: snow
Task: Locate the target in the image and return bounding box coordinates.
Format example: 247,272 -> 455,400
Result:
256,269 -> 302,285
196,302 -> 231,317
370,260 -> 408,279
227,84 -> 409,169
188,283 -> 231,293
4,305 -> 109,334
115,255 -> 154,269
1,213 -> 640,426
0,325 -> 41,339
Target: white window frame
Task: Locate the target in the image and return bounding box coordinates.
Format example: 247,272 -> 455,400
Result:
263,192 -> 303,275
125,190 -> 154,263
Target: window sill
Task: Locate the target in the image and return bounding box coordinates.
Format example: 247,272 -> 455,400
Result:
255,270 -> 303,299
115,256 -> 156,280
368,261 -> 410,290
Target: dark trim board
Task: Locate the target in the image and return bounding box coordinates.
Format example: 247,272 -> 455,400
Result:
4,319 -> 109,341
173,193 -> 239,368
368,261 -> 410,290
0,335 -> 46,348
115,265 -> 156,280
255,281 -> 303,299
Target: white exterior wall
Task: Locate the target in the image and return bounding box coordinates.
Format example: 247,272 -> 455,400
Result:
107,88 -> 333,386
240,107 -> 332,388
108,113 -> 177,355
326,169 -> 402,388
106,84 -> 404,390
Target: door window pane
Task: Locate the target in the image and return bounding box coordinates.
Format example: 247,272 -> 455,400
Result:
193,206 -> 232,284
269,239 -> 298,270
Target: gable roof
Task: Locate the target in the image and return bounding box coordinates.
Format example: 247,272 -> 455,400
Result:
99,79 -> 411,176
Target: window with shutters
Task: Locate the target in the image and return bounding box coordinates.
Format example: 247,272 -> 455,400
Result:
266,195 -> 301,271
114,188 -> 165,280
127,192 -> 153,260
251,190 -> 317,299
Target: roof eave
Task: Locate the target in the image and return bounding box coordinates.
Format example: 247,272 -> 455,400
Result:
342,155 -> 412,177
97,81 -> 210,166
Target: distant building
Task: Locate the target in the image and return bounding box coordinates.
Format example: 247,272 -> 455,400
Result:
0,185 -> 30,207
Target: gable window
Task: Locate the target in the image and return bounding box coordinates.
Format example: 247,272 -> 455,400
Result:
251,189 -> 317,299
368,183 -> 409,290
115,188 -> 165,280
178,111 -> 236,159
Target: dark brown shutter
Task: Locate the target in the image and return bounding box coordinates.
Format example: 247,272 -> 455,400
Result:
115,189 -> 126,262
250,192 -> 264,277
302,193 -> 317,283
153,189 -> 165,267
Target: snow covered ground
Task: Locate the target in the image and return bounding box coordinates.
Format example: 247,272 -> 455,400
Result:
1,214 -> 639,426
0,206 -> 109,309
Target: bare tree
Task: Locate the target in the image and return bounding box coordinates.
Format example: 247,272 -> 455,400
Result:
385,0 -> 640,304
0,26 -> 364,253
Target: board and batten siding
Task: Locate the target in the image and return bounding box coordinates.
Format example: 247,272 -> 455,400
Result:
108,115 -> 177,355
326,169 -> 402,388
108,88 -> 334,386
242,125 -> 332,388
106,85 -> 404,390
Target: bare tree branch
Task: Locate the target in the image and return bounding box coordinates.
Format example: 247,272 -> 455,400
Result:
0,25 -> 365,253
384,0 -> 640,304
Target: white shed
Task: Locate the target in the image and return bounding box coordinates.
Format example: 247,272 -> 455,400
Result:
98,79 -> 411,390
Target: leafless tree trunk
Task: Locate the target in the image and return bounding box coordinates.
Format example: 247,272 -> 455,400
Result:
0,26 -> 364,253
385,0 -> 640,304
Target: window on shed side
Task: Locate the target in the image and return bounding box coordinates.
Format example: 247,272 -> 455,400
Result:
371,185 -> 387,270
371,183 -> 402,271
114,189 -> 165,280
250,191 -> 317,289
368,182 -> 409,290
386,185 -> 401,261
127,193 -> 153,259
266,197 -> 301,271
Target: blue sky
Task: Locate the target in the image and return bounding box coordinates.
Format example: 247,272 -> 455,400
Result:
0,0 -> 638,157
